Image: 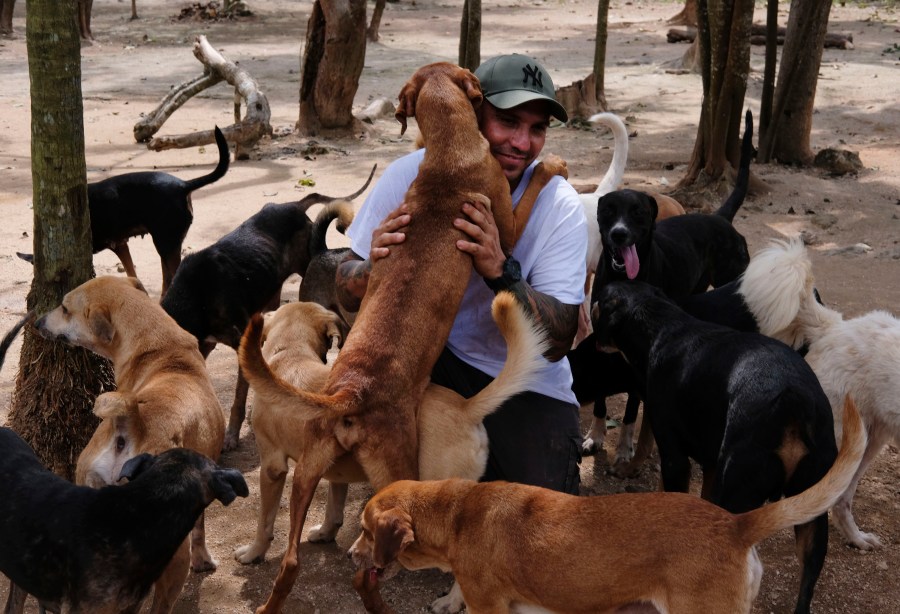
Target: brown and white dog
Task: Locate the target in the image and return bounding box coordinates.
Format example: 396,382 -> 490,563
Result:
742,237 -> 900,550
350,397 -> 865,614
34,275 -> 225,614
235,293 -> 546,570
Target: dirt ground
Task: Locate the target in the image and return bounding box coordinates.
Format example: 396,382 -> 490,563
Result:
0,0 -> 898,612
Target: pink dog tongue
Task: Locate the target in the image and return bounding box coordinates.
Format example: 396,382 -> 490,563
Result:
620,245 -> 640,279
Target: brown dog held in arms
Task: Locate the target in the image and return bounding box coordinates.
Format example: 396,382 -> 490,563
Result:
350,397 -> 866,614
243,61 -> 569,613
33,276 -> 225,614
235,292 -> 547,565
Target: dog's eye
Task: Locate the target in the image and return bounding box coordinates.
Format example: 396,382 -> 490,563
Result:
116,436 -> 126,452
61,305 -> 68,315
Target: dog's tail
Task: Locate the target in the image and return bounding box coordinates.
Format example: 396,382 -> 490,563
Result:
239,314 -> 356,419
587,112 -> 629,197
308,200 -> 357,260
460,292 -> 550,421
735,396 -> 865,548
182,126 -> 231,192
0,311 -> 33,372
714,110 -> 753,223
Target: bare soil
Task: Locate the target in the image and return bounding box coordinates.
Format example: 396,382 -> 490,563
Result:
0,1 -> 898,612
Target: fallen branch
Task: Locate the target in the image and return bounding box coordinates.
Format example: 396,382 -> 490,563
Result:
667,24 -> 853,49
133,35 -> 272,156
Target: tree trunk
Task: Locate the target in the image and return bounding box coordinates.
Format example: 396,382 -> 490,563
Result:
0,0 -> 15,37
758,0 -> 778,140
592,0 -> 610,110
458,0 -> 481,71
77,0 -> 93,40
758,0 -> 832,165
366,0 -> 385,41
297,0 -> 367,135
11,0 -> 114,481
677,0 -> 754,190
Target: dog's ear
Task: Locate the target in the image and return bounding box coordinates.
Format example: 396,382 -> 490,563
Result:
395,82 -> 416,135
209,468 -> 250,506
462,69 -> 484,109
645,193 -> 659,222
119,452 -> 156,482
87,306 -> 114,345
373,508 -> 414,568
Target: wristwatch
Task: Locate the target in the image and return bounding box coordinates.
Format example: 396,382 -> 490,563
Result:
484,257 -> 522,293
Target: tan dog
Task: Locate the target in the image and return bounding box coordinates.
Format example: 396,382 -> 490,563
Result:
350,397 -> 865,614
236,293 -> 547,568
33,276 -> 225,614
237,61 -> 537,614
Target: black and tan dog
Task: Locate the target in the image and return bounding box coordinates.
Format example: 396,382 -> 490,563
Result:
592,280 -> 840,614
0,428 -> 247,614
19,126 -> 230,298
161,167 -> 374,451
591,111 -> 754,301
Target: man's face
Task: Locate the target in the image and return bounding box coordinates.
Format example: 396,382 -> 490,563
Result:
478,100 -> 550,187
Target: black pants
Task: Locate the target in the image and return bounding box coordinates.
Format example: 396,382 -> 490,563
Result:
431,347 -> 581,495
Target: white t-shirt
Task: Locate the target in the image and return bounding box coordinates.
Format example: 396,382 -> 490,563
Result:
347,149 -> 587,404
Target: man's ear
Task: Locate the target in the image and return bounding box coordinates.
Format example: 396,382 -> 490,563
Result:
373,508 -> 414,568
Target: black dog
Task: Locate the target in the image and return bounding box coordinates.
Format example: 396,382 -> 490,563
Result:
0,430 -> 247,614
593,280 -> 838,614
161,166 -> 375,451
592,111 -> 753,302
19,126 -> 230,297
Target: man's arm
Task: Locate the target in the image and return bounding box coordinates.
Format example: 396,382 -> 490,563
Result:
455,200 -> 578,362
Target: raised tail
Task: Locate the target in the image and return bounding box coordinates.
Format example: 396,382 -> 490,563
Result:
715,109 -> 753,222
735,396 -> 866,548
587,112 -> 629,197
238,314 -> 355,419
0,311 -> 33,372
308,199 -> 357,260
460,292 -> 550,422
182,125 -> 231,192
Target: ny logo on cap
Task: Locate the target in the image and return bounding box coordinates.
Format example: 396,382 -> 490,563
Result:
521,64 -> 543,90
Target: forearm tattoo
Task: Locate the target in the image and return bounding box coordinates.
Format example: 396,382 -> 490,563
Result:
504,280 -> 578,362
335,257 -> 372,313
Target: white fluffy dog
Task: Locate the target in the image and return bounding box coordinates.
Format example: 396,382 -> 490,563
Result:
742,237 -> 900,549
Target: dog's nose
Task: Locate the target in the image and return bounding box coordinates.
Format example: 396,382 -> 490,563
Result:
610,227 -> 629,245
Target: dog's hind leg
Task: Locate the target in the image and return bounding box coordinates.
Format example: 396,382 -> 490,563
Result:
792,516 -> 828,614
831,424 -> 891,549
224,371 -> 250,452
148,538 -> 191,614
581,400 -> 608,456
613,392 -> 642,465
308,482 -> 349,543
111,241 -> 139,279
236,455 -> 290,564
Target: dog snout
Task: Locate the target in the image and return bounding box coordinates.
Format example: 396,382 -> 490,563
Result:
609,225 -> 630,246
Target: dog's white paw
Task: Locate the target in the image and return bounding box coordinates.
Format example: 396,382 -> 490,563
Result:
848,530 -> 883,551
307,522 -> 341,543
581,436 -> 603,456
190,550 -> 218,573
429,581 -> 465,614
234,542 -> 267,565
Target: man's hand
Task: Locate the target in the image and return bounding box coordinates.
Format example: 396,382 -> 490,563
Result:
454,199 -> 506,280
370,203 -> 410,263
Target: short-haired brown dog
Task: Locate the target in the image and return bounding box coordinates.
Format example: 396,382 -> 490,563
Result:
240,60 -> 570,613
34,275 -> 225,614
350,397 -> 865,614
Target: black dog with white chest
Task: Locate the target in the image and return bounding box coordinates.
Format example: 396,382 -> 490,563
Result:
592,111 -> 754,301
593,280 -> 837,614
0,430 -> 247,614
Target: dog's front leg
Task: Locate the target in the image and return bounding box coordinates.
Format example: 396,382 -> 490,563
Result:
224,370 -> 250,452
190,512 -> 216,571
148,538 -> 190,614
236,458 -> 289,564
430,580 -> 466,614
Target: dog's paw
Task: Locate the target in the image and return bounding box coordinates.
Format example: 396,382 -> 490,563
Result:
190,553 -> 218,573
307,522 -> 341,543
848,530 -> 883,551
234,542 -> 267,565
613,442 -> 635,465
222,431 -> 240,453
608,459 -> 641,479
429,581 -> 465,614
581,436 -> 603,456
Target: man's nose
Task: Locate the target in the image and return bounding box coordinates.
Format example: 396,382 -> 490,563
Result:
509,125 -> 530,152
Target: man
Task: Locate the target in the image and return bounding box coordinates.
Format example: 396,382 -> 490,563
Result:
337,54 -> 587,494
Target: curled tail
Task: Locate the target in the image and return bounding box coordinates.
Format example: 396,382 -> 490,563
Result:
587,112 -> 629,197
182,125 -> 231,192
239,314 -> 355,419
308,199 -> 357,260
736,396 -> 866,547
0,312 -> 33,372
715,109 -> 753,222
461,292 -> 550,421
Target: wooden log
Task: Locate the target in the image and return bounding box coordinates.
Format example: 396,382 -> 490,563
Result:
668,23 -> 852,50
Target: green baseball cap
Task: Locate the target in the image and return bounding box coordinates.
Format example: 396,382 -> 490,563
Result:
475,54 -> 568,123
